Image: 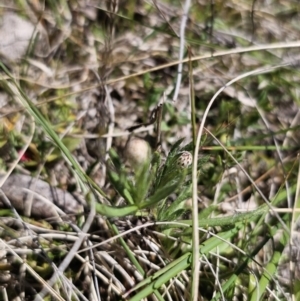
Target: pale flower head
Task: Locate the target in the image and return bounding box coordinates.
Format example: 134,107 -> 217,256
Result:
124,137 -> 151,170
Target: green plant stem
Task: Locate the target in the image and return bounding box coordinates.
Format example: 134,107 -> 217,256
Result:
202,145 -> 294,151
128,253 -> 191,301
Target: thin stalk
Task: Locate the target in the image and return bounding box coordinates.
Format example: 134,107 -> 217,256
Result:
172,0 -> 191,103
189,47 -> 197,147
189,45 -> 200,301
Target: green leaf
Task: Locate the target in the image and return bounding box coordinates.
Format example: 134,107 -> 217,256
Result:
140,179 -> 183,209
108,148 -> 122,170
131,156 -> 152,205
198,205 -> 217,220
94,202 -> 138,217
107,170 -> 134,204
169,138 -> 185,154
128,253 -> 191,301
158,185 -> 192,221
294,280 -> 300,299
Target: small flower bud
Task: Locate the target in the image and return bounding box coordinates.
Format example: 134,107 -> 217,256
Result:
176,151 -> 192,168
124,138 -> 151,170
